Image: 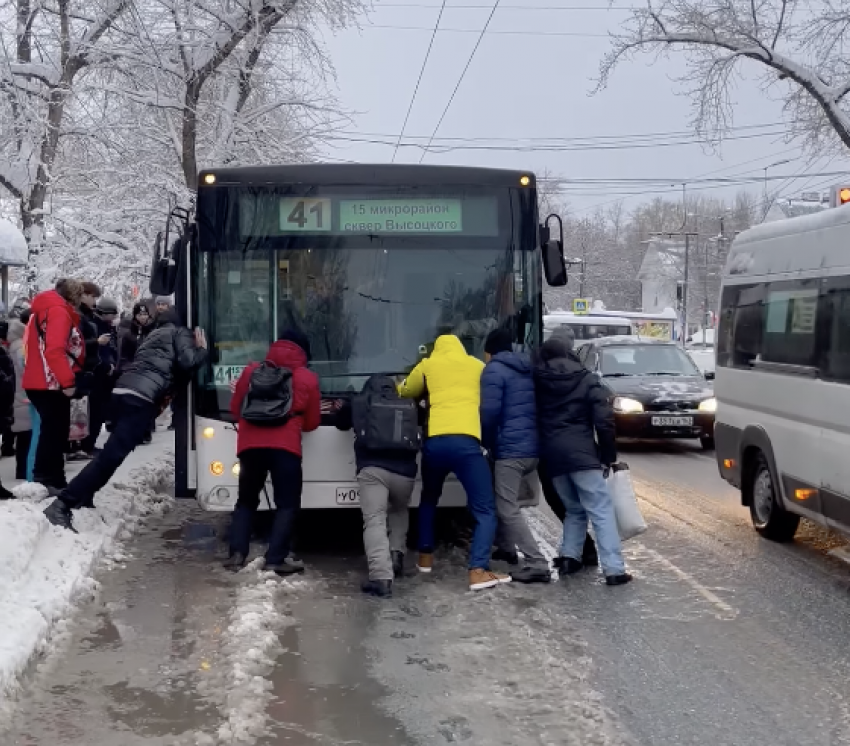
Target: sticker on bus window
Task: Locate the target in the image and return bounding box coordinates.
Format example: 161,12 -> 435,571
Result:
213,365 -> 246,387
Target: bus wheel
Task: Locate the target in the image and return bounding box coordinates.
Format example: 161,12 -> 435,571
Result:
749,453 -> 799,542
699,435 -> 715,451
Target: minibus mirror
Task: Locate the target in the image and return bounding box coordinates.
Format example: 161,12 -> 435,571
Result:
542,239 -> 567,287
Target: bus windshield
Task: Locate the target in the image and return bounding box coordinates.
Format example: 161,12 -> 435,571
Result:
193,184 -> 540,419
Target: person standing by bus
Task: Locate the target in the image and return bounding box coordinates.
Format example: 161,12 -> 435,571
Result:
43,308 -> 208,529
480,328 -> 549,584
80,297 -> 120,457
24,279 -> 85,494
224,328 -> 321,575
398,333 -> 509,591
8,310 -> 33,481
334,376 -> 420,598
533,337 -> 631,586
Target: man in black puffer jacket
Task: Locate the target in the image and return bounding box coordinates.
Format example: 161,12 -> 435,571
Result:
44,308 -> 208,529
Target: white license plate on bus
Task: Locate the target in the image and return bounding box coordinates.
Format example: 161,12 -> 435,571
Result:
335,486 -> 360,506
651,416 -> 693,427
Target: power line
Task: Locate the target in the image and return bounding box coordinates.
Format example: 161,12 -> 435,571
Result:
328,127 -> 791,153
418,0 -> 504,163
366,23 -> 608,37
392,0 -> 449,162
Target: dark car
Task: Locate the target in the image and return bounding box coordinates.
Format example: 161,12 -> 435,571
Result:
577,337 -> 716,449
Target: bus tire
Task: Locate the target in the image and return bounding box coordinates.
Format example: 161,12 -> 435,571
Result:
749,452 -> 799,542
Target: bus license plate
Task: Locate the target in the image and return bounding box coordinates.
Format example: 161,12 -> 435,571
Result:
651,416 -> 693,427
335,486 -> 360,506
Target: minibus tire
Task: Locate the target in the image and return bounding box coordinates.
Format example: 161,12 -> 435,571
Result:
700,435 -> 715,451
749,453 -> 799,542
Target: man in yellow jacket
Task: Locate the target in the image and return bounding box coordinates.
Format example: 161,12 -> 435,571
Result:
399,334 -> 510,591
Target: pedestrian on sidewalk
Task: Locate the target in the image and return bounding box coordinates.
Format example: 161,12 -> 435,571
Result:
398,333 -> 510,592
334,375 -> 421,598
224,329 -> 320,575
80,297 -> 119,457
480,328 -> 549,584
24,279 -> 86,494
7,310 -> 33,482
43,308 -> 207,529
0,331 -> 18,499
533,337 -> 631,586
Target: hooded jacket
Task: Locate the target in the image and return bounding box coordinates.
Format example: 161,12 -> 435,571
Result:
7,319 -> 31,432
115,310 -> 207,404
335,374 -> 420,479
480,351 -> 538,460
534,345 -> 617,475
398,334 -> 485,440
230,340 -> 321,457
23,289 -> 83,391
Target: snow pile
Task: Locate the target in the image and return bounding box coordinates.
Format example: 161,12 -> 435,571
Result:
216,571 -> 305,745
0,446 -> 174,704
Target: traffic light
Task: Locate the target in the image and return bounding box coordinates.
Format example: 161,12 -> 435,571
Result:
830,185 -> 850,207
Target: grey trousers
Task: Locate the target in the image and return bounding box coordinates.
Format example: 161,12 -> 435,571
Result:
358,466 -> 415,580
494,458 -> 547,567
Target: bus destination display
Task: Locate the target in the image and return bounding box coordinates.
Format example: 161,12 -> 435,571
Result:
277,196 -> 478,235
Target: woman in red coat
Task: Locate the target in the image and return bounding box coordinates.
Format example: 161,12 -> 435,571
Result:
24,279 -> 85,492
224,328 -> 321,575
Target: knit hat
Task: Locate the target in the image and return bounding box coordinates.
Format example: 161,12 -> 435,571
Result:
278,328 -> 311,361
97,297 -> 119,314
484,327 -> 513,356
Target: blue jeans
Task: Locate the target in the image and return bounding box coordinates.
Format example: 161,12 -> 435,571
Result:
552,469 -> 626,577
419,435 -> 497,570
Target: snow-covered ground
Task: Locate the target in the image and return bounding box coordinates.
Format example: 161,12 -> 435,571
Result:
0,428 -> 175,706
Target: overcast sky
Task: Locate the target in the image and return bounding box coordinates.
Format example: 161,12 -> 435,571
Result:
318,0 -> 850,216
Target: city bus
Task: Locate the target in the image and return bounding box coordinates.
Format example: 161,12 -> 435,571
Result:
149,164 -> 568,510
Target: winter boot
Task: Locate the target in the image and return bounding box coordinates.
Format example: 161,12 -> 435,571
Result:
417,552 -> 434,573
553,557 -> 584,575
510,565 -> 551,584
606,573 -> 633,587
44,499 -> 75,531
265,560 -> 305,577
222,552 -> 247,572
468,568 -> 511,591
361,579 -> 393,598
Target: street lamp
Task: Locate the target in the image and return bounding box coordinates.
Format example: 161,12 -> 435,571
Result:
763,159 -> 792,218
566,257 -> 586,296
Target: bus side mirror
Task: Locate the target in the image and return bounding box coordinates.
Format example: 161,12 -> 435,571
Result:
149,231 -> 179,296
542,239 -> 567,287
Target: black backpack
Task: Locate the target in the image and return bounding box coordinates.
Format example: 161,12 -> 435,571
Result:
240,361 -> 293,426
351,375 -> 421,452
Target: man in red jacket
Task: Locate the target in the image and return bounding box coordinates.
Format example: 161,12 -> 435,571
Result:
24,279 -> 85,492
224,329 -> 321,575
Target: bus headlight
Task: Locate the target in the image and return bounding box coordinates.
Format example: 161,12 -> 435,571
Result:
613,397 -> 643,414
203,427 -> 215,439
210,461 -> 224,476
232,462 -> 241,476
699,398 -> 717,413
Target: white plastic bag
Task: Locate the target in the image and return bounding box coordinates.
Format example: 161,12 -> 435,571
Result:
606,463 -> 647,541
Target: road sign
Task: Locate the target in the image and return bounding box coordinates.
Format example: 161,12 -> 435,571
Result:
573,298 -> 589,314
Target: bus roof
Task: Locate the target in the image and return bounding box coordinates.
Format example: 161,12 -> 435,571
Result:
725,202 -> 850,278
198,164 -> 537,188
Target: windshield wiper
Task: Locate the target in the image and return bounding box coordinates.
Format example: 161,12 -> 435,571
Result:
643,371 -> 686,376
602,372 -> 635,377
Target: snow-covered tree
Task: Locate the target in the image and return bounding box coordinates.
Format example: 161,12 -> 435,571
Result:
597,0 -> 850,153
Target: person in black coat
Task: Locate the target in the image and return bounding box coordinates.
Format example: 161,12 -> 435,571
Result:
534,337 -> 631,586
117,302 -> 152,373
0,342 -> 16,498
44,308 -> 208,529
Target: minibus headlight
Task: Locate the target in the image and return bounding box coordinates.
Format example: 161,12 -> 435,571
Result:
613,397 -> 643,414
699,398 -> 717,413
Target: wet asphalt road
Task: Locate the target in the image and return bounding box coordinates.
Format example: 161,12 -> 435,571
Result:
4,442 -> 850,745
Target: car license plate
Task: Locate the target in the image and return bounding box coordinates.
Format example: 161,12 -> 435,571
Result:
335,486 -> 360,506
651,416 -> 693,427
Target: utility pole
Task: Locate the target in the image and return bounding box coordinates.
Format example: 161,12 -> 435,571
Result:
651,229 -> 698,344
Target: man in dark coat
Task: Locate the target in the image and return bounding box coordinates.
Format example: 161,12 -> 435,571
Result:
534,337 -> 631,585
43,308 -> 208,529
0,341 -> 16,498
480,328 -> 549,584
538,326 -> 599,568
80,297 -> 120,456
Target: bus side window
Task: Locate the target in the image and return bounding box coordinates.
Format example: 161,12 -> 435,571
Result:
822,277 -> 850,382
718,284 -> 765,368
